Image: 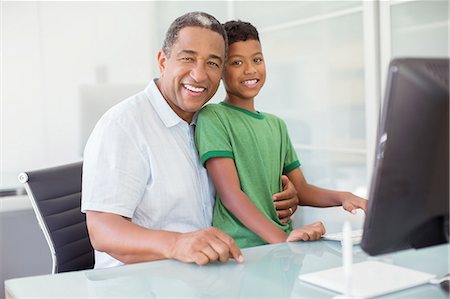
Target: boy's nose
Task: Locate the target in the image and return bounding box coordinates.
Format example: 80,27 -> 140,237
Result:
244,64 -> 257,75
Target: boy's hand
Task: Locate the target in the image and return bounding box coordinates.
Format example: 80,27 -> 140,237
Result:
341,192 -> 368,214
286,222 -> 325,242
273,175 -> 299,223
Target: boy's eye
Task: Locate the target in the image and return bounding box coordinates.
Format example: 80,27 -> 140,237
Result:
254,58 -> 263,64
231,60 -> 243,66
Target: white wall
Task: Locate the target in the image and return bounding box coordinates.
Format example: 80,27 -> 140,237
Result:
2,2 -> 156,187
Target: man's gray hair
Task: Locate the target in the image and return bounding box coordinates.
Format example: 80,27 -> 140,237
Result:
162,11 -> 228,58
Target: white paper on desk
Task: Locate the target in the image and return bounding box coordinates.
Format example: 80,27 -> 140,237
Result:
298,261 -> 435,298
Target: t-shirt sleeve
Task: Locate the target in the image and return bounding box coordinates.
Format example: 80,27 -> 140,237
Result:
281,119 -> 301,174
195,106 -> 234,166
81,115 -> 150,218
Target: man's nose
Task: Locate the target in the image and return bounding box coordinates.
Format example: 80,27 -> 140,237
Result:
190,63 -> 208,82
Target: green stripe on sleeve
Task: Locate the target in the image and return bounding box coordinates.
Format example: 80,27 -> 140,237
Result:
201,150 -> 234,166
283,160 -> 301,174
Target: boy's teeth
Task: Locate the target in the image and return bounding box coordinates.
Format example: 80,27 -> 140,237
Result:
242,79 -> 257,85
185,84 -> 205,92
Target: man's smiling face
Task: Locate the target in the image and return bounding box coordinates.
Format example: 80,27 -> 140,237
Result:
157,26 -> 226,123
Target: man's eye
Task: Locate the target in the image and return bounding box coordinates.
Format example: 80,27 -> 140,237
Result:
208,61 -> 220,68
180,57 -> 193,62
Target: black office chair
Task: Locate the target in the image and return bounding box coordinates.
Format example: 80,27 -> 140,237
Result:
18,161 -> 94,273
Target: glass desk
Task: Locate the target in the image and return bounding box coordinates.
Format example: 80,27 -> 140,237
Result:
4,241 -> 449,298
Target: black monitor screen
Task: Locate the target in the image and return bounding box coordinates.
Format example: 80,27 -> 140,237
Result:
361,58 -> 449,256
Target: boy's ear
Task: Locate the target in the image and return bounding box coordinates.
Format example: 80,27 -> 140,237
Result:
157,50 -> 167,75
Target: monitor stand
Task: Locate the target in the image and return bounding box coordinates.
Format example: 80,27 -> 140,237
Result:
299,222 -> 437,298
430,275 -> 450,294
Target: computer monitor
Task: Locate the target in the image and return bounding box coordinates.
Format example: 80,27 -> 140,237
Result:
361,58 -> 449,256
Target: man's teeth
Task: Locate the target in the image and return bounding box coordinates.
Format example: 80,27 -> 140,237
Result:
184,84 -> 205,92
242,79 -> 258,85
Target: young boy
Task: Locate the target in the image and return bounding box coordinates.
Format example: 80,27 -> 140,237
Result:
195,20 -> 367,248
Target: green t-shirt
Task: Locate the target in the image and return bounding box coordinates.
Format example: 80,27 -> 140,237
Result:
195,102 -> 300,248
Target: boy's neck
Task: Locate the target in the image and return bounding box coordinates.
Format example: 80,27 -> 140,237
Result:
224,95 -> 256,112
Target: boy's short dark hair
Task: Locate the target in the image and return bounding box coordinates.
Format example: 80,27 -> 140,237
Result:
222,20 -> 260,46
163,12 -> 228,57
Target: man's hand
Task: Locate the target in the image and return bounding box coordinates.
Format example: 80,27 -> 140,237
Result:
286,221 -> 325,242
273,175 -> 299,223
341,192 -> 368,214
168,227 -> 244,265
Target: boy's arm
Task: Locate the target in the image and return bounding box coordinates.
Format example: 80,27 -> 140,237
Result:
286,168 -> 368,213
205,157 -> 288,244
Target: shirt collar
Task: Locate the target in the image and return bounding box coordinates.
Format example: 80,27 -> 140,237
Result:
191,111 -> 200,125
145,79 -> 184,128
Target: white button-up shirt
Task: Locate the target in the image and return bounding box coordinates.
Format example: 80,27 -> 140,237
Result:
81,79 -> 215,268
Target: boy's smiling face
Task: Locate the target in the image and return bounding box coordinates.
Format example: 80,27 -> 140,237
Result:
222,39 -> 266,103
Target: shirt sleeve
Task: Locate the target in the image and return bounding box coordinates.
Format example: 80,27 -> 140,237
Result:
195,105 -> 234,166
280,119 -> 301,174
81,114 -> 150,218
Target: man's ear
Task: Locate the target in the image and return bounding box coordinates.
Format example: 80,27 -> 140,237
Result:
157,50 -> 167,74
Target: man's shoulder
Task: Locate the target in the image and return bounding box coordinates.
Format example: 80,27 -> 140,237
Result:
102,90 -> 152,123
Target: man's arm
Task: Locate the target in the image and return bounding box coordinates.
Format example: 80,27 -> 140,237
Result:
86,211 -> 243,265
286,168 -> 368,213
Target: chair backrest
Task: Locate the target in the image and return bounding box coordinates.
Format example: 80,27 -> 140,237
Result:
18,161 -> 94,273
